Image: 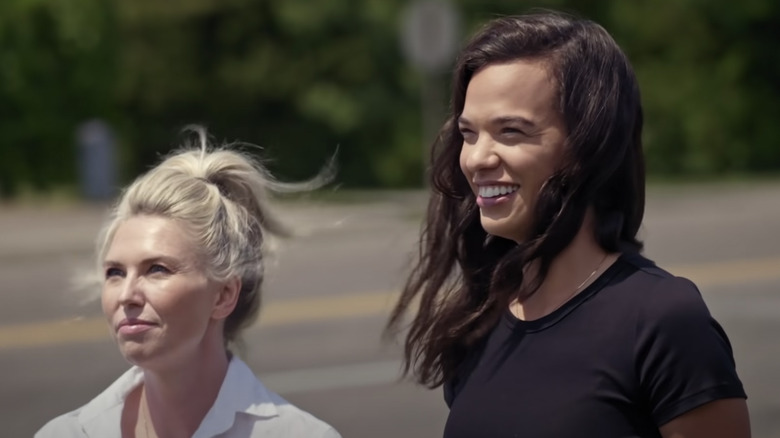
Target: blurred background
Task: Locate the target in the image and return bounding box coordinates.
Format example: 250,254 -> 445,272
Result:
1,0 -> 779,437
1,0 -> 779,198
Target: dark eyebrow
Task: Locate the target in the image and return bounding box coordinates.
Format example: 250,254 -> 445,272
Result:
457,115 -> 538,129
493,116 -> 537,129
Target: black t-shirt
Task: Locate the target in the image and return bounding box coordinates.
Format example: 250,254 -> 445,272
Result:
443,252 -> 746,438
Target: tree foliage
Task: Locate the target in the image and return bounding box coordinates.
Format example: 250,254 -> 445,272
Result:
1,0 -> 778,197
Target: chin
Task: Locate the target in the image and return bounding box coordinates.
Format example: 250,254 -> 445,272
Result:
119,348 -> 149,366
118,341 -> 162,367
479,217 -> 526,243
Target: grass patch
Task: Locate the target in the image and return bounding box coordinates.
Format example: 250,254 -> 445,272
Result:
274,187 -> 428,205
0,185 -> 83,207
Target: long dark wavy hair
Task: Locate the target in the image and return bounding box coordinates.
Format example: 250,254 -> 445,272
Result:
386,12 -> 646,388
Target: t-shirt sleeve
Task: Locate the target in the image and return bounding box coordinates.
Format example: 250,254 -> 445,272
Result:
633,276 -> 746,427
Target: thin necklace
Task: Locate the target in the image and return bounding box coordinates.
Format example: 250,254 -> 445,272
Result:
551,253 -> 610,312
515,253 -> 611,317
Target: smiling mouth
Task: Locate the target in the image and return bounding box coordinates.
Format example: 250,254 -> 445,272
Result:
478,185 -> 519,198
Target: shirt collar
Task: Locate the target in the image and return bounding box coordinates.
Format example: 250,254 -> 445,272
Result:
76,357 -> 279,437
78,366 -> 144,436
193,357 -> 279,437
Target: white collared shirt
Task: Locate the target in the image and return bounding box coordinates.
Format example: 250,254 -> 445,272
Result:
35,357 -> 341,438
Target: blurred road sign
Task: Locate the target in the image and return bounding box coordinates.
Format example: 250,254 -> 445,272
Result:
400,0 -> 460,73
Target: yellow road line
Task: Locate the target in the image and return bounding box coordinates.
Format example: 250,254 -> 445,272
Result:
1,256 -> 779,351
0,291 -> 400,351
671,256 -> 780,288
0,317 -> 109,351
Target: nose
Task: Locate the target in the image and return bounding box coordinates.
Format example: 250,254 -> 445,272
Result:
116,274 -> 145,308
463,135 -> 500,174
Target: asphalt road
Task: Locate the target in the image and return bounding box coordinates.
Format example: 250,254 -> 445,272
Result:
1,183 -> 779,437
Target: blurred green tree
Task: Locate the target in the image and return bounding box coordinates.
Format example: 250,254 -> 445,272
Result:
611,0 -> 780,175
0,0 -> 117,197
0,0 -> 778,198
114,0 -> 422,186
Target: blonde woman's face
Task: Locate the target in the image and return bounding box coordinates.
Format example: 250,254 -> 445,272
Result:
101,215 -> 223,368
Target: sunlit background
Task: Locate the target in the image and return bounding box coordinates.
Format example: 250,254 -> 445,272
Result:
1,0 -> 779,437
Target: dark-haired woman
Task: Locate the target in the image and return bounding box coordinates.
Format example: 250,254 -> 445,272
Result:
387,12 -> 749,438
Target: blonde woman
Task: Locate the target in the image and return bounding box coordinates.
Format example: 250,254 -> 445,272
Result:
36,129 -> 341,437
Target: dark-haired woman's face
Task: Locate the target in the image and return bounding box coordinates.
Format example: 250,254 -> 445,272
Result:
458,60 -> 567,242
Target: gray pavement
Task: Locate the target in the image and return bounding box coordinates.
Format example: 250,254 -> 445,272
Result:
1,184 -> 780,437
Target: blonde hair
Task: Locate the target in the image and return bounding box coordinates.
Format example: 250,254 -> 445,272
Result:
96,126 -> 331,344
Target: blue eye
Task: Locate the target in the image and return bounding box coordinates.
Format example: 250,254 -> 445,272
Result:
105,267 -> 123,279
148,264 -> 171,274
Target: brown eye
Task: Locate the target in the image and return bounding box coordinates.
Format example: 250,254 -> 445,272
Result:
501,127 -> 526,136
459,127 -> 477,142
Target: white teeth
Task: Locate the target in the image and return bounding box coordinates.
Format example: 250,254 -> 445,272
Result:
478,185 -> 519,198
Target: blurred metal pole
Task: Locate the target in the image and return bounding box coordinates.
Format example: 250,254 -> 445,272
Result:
76,119 -> 117,202
400,0 -> 460,184
421,72 -> 445,166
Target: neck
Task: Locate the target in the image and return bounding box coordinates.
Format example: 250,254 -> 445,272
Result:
513,209 -> 617,320
142,334 -> 229,438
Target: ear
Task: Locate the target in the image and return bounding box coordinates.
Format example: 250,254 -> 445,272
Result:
211,276 -> 241,320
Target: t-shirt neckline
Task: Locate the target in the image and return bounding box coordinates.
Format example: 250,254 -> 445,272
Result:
502,253 -> 627,333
